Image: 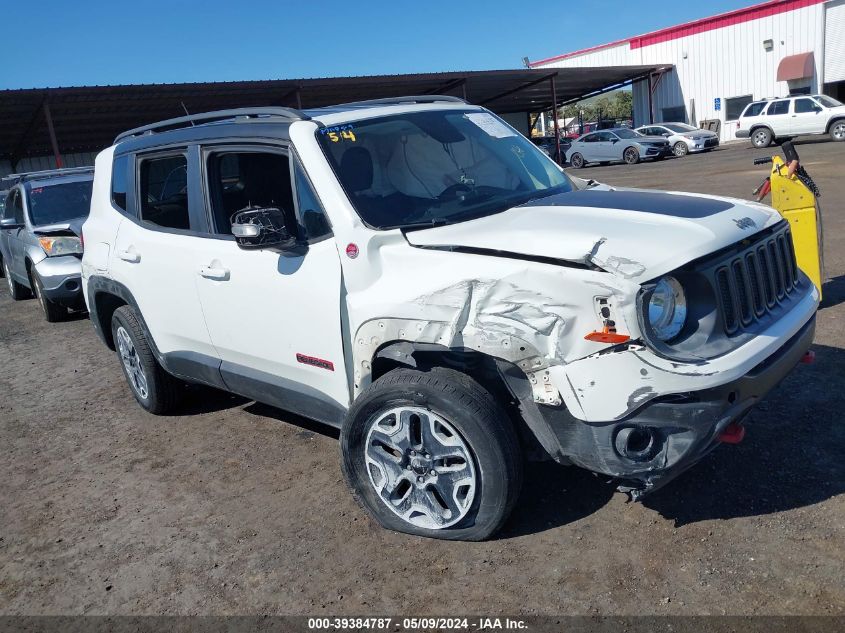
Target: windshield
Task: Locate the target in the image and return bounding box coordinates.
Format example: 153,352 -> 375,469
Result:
316,109 -> 572,229
612,128 -> 642,139
26,179 -> 93,226
663,123 -> 697,133
816,95 -> 843,108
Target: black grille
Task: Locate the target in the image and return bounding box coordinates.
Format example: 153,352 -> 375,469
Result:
714,225 -> 800,335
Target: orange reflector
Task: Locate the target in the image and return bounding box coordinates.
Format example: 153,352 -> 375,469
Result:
584,331 -> 631,344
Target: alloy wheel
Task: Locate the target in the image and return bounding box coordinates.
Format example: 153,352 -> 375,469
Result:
364,406 -> 477,530
116,326 -> 149,399
833,122 -> 845,141
674,142 -> 688,156
753,130 -> 770,147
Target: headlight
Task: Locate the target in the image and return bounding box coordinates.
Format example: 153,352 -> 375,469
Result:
647,276 -> 687,341
38,236 -> 82,257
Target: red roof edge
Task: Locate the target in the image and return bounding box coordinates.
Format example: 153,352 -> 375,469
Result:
529,0 -> 826,66
528,38 -> 631,67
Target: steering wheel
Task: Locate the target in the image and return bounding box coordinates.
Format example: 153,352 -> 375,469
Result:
437,183 -> 473,200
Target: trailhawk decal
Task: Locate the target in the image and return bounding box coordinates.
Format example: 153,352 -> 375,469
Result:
296,353 -> 335,371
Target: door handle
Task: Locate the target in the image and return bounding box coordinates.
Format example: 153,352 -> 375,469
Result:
117,249 -> 140,263
199,265 -> 230,281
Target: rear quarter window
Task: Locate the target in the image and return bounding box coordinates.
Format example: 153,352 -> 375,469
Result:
742,102 -> 766,118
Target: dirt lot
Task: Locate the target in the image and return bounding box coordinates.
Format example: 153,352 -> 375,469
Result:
1,139 -> 843,616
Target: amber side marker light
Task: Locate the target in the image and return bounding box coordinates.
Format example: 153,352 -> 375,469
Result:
584,324 -> 630,344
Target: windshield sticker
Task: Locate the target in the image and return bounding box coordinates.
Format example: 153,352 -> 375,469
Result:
320,124 -> 357,143
464,113 -> 516,138
31,187 -> 43,194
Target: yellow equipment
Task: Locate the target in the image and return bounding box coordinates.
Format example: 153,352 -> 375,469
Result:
768,155 -> 824,300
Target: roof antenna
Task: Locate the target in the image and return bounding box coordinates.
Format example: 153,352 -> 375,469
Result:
181,101 -> 195,125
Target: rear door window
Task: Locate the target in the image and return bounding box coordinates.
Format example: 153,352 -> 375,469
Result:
766,100 -> 790,116
138,154 -> 190,230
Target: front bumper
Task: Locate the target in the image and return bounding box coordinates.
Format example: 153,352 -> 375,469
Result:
538,315 -> 815,497
33,255 -> 84,309
644,145 -> 671,157
688,137 -> 720,152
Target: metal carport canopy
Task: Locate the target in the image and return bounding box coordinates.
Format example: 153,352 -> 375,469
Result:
0,65 -> 669,164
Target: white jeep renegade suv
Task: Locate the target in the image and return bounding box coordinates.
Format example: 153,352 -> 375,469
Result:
82,98 -> 818,540
735,94 -> 845,147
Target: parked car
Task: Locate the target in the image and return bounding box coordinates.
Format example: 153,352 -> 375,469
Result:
566,128 -> 671,167
82,99 -> 818,541
735,94 -> 845,148
635,122 -> 719,156
531,135 -> 571,163
0,167 -> 94,321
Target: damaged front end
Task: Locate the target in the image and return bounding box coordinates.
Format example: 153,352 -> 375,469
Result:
351,191 -> 819,502
529,314 -> 814,498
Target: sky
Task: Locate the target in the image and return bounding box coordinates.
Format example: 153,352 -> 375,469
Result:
3,0 -> 760,89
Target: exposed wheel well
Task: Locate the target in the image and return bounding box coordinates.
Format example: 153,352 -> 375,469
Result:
371,342 -> 547,460
750,124 -> 773,136
93,291 -> 127,350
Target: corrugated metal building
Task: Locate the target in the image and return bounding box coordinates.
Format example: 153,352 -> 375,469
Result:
530,0 -> 845,141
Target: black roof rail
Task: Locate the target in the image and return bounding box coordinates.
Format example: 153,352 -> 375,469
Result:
328,95 -> 468,108
4,166 -> 94,184
114,107 -> 310,144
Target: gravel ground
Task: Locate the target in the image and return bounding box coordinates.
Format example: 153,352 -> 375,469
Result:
0,139 -> 843,616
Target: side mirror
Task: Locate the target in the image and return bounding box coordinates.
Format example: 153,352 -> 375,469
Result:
0,217 -> 24,230
662,132 -> 671,137
231,206 -> 296,251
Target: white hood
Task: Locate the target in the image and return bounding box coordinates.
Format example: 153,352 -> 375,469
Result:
404,188 -> 782,281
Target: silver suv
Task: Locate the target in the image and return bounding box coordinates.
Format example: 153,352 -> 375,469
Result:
0,167 -> 94,321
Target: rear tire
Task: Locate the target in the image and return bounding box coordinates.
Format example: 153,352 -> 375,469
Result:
570,152 -> 585,168
623,147 -> 640,164
111,305 -> 181,415
31,270 -> 68,322
751,128 -> 772,148
341,367 -> 523,541
830,120 -> 845,142
3,259 -> 30,301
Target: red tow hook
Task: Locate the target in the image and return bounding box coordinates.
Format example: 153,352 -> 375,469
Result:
801,350 -> 816,364
719,422 -> 746,444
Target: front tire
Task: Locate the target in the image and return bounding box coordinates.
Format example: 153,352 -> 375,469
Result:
623,147 -> 640,164
31,270 -> 68,322
341,367 -> 523,541
752,128 -> 772,148
570,152 -> 585,168
111,305 -> 181,414
830,120 -> 845,142
3,259 -> 30,301
673,141 -> 689,156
